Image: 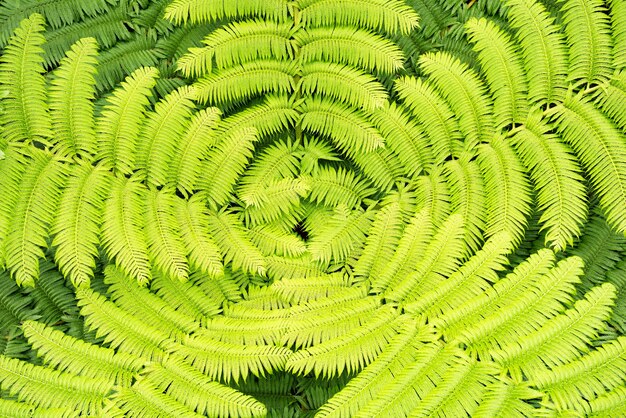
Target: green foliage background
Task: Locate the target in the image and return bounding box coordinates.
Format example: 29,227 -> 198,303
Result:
0,0 -> 625,416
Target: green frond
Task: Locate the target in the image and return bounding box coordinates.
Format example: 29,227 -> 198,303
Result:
465,17 -> 528,127
300,62 -> 388,113
101,176 -> 151,286
96,66 -> 158,176
504,0 -> 568,104
413,168 -> 452,227
606,262 -> 626,332
266,253 -> 327,280
112,378 -> 204,418
21,320 -> 145,387
164,0 -> 289,25
477,136 -> 532,245
206,209 -> 266,276
144,190 -> 189,282
370,208 -> 433,293
353,201 -> 403,280
444,156 -> 486,254
404,232 -> 513,317
143,359 -> 267,417
597,70 -> 626,134
4,150 -> 67,287
300,97 -> 385,156
77,287 -> 175,362
560,0 -> 613,86
394,76 -> 462,163
214,94 -> 299,139
436,248 -> 556,341
610,0 -> 626,69
511,111 -> 587,251
551,92 -> 626,234
532,336 -> 626,412
0,149 -> 27,267
175,333 -> 292,383
307,166 -> 375,209
105,265 -> 199,339
135,86 -> 196,187
94,37 -> 159,92
0,398 -> 41,418
0,271 -> 36,331
461,256 -> 583,357
473,380 -> 541,418
316,319 -> 432,417
419,51 -> 494,149
29,260 -> 78,325
282,295 -> 380,349
249,224 -> 307,257
167,107 -> 221,195
49,37 -> 98,159
194,59 -> 297,105
198,126 -> 258,208
588,385 -> 626,417
300,136 -> 341,175
298,0 -> 418,35
270,273 -> 354,304
201,314 -> 287,345
308,205 -> 374,265
350,147 -> 405,192
0,13 -> 52,146
175,197 -> 224,278
190,269 -> 242,304
150,271 -> 222,324
242,177 -> 310,226
495,283 -> 615,381
384,214 -> 467,303
286,306 -> 398,378
51,164 -> 110,287
294,27 -> 405,75
369,102 -> 433,178
0,354 -> 112,414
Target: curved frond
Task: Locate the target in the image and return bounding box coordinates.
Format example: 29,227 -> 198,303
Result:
560,0 -> 613,86
597,70 -> 626,134
51,164 -> 111,287
511,112 -> 587,251
49,37 -> 98,159
96,66 -> 158,176
307,166 -> 375,209
0,13 -> 51,145
164,0 -> 289,25
248,224 -> 307,258
112,379 -> 203,418
101,177 -> 151,286
611,0 -> 626,69
294,27 -> 405,75
465,17 -> 528,127
242,177 -> 310,226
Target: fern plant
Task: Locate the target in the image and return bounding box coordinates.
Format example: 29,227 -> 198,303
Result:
0,0 -> 626,416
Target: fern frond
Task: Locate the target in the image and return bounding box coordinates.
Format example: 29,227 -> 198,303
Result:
294,27 -> 405,75
201,314 -> 287,345
167,107 -> 221,195
413,168 -> 452,227
0,354 -> 112,414
308,205 -> 374,265
0,270 -> 36,330
249,224 -> 307,257
4,149 -> 67,287
175,197 -> 224,278
96,66 -> 158,176
77,287 -> 175,361
610,0 -> 626,69
286,306 -> 398,378
270,273 -> 354,304
473,380 -> 541,418
551,92 -> 626,234
0,149 -> 27,267
351,147 -> 405,192
597,70 -> 626,134
194,60 -> 297,105
21,320 -> 144,387
394,76 -> 462,163
504,0 -> 568,104
51,164 -> 110,287
207,209 -> 266,276
135,86 -> 196,187
419,51 -> 494,149
242,177 -> 310,226
266,253 -> 327,280
511,111 -> 587,251
301,97 -> 385,156
144,190 -> 189,282
29,260 -> 78,325
588,385 -> 626,417
198,127 -> 259,208
465,17 -> 528,127
143,359 -> 267,417
164,0 -> 289,25
101,176 -> 151,286
49,37 -> 98,159
0,13 -> 51,145
307,166 -> 375,209
477,136 -> 532,245
178,20 -> 294,77
560,0 -> 613,86
533,336 -> 626,412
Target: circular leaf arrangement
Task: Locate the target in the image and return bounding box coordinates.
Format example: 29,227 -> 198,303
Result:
0,0 -> 625,417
